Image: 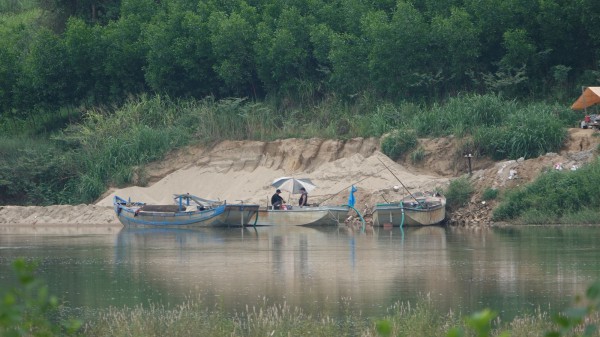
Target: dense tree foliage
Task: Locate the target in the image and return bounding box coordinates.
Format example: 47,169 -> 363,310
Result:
1,0 -> 599,125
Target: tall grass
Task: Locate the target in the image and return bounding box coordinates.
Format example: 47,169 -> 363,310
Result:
411,93 -> 516,137
474,103 -> 567,160
77,296 -> 600,337
0,136 -> 74,205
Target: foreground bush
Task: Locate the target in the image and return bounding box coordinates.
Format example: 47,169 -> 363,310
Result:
0,259 -> 81,336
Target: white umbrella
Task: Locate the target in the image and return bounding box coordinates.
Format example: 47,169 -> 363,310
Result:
271,177 -> 316,194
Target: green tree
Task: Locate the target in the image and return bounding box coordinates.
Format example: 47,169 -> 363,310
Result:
144,3 -> 218,97
362,2 -> 431,97
328,32 -> 370,97
14,28 -> 69,118
500,28 -> 536,70
0,12 -> 32,116
254,6 -> 317,97
63,17 -> 104,103
38,0 -> 120,28
208,5 -> 259,97
101,0 -> 155,102
430,8 -> 480,94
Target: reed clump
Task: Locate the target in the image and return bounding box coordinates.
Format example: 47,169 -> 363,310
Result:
77,296 -> 600,337
81,299 -> 368,337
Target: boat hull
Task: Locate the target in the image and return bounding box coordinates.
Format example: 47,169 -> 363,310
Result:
373,196 -> 446,226
252,206 -> 350,226
115,204 -> 228,228
114,195 -> 260,228
220,204 -> 260,226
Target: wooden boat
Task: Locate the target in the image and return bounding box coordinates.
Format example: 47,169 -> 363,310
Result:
372,192 -> 446,226
113,194 -> 259,228
252,205 -> 350,226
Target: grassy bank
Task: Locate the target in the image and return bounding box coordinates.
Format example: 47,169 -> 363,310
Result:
75,299 -> 479,336
493,156 -> 600,224
36,296 -> 600,337
0,94 -> 581,205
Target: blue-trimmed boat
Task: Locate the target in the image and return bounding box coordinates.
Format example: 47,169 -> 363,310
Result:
372,192 -> 446,227
113,194 -> 259,228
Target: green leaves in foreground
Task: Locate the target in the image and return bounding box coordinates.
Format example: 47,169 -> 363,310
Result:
446,309 -> 509,337
373,282 -> 600,337
0,259 -> 81,337
375,319 -> 392,336
545,281 -> 600,337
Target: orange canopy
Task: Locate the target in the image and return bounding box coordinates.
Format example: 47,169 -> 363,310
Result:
571,87 -> 600,110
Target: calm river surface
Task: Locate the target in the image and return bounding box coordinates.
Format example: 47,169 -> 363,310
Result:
1,225 -> 599,320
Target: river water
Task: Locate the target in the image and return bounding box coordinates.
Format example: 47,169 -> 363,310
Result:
0,225 -> 598,320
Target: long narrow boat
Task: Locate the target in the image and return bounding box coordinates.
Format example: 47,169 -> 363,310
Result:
113,194 -> 259,228
177,194 -> 260,227
372,192 -> 446,226
252,205 -> 350,226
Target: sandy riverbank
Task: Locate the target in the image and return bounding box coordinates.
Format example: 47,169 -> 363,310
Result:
1,138 -> 450,226
3,129 -> 597,227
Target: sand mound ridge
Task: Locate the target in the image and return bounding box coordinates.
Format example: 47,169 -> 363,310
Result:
96,137 -> 450,209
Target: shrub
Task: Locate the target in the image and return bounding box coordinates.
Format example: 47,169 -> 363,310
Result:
492,188 -> 527,222
381,129 -> 418,161
445,177 -> 474,210
481,188 -> 498,201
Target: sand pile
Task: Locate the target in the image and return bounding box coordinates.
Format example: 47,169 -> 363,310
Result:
0,205 -> 118,226
95,139 -> 450,208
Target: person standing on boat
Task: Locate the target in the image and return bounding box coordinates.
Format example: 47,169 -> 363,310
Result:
271,189 -> 285,210
298,187 -> 308,207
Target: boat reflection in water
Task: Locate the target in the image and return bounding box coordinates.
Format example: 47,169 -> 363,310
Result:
113,225 -> 450,317
2,225 -> 597,321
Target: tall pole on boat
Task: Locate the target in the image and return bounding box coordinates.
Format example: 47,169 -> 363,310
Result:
377,157 -> 422,205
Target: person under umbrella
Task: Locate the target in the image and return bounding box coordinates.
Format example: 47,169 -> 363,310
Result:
298,187 -> 308,207
271,177 -> 316,194
271,189 -> 285,210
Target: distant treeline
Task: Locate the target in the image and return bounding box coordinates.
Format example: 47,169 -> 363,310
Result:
1,0 -> 599,126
